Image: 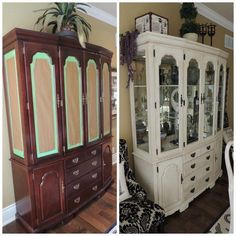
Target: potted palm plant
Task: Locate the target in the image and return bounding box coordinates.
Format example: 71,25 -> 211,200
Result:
35,2 -> 91,48
179,3 -> 199,42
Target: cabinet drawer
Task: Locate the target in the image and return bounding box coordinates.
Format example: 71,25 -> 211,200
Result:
184,142 -> 214,163
184,173 -> 212,200
183,152 -> 213,177
65,145 -> 102,169
66,168 -> 102,197
67,181 -> 102,212
65,156 -> 101,184
183,168 -> 203,191
183,160 -> 213,192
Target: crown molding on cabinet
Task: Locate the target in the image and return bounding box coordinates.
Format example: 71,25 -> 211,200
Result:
195,3 -> 233,32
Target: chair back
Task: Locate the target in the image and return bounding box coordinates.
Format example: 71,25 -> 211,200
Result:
225,140 -> 234,233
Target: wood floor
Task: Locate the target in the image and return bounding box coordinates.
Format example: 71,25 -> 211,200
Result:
3,164 -> 117,233
164,161 -> 230,233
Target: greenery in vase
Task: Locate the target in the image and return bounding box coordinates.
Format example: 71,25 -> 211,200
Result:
179,3 -> 200,37
35,2 -> 91,48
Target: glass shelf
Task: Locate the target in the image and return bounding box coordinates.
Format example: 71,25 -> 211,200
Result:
134,85 -> 147,88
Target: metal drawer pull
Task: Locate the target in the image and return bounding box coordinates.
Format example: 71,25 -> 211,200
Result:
190,176 -> 195,181
73,170 -> 80,176
91,150 -> 97,156
206,167 -> 210,171
92,173 -> 98,179
191,152 -> 196,158
191,163 -> 196,169
205,177 -> 210,182
206,145 -> 211,150
190,188 -> 195,193
206,155 -> 210,160
73,183 -> 80,190
91,161 -> 98,166
74,197 -> 81,204
92,185 -> 98,191
72,157 -> 79,164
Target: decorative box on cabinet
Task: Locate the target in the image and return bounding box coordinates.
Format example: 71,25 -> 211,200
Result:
130,32 -> 228,216
3,28 -> 113,232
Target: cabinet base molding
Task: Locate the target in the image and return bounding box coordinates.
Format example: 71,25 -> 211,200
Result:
179,203 -> 189,213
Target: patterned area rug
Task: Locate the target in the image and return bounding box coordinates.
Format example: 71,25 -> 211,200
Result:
208,208 -> 231,233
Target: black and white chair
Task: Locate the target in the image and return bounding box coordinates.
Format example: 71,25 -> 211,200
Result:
119,139 -> 165,233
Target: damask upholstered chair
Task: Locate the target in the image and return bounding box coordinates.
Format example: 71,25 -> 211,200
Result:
119,139 -> 165,233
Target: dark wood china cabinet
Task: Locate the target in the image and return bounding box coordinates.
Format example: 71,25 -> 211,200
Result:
3,28 -> 113,232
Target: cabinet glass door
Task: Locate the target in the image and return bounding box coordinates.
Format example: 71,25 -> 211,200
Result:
203,62 -> 215,138
64,56 -> 83,149
159,55 -> 179,152
186,59 -> 200,144
217,65 -> 224,131
86,59 -> 100,143
133,50 -> 149,152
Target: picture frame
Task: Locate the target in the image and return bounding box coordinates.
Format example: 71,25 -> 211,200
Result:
135,12 -> 169,34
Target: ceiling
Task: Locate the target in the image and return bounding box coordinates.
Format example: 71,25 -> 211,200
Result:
89,3 -> 116,18
203,3 -> 233,23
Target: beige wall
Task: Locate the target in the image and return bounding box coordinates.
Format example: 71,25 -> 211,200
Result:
2,2 -> 116,208
120,3 -> 233,164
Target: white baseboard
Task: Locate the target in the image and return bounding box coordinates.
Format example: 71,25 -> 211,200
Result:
112,153 -> 117,165
2,203 -> 16,226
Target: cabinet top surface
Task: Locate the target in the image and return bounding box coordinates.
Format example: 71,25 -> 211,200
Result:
3,28 -> 113,58
137,32 -> 228,59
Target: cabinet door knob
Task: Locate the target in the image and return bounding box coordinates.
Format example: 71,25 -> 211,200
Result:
74,197 -> 81,204
73,183 -> 80,190
91,161 -> 97,166
206,145 -> 211,150
72,157 -> 79,164
190,188 -> 195,193
206,155 -> 210,160
73,169 -> 80,176
91,150 -> 97,156
92,185 -> 98,191
91,173 -> 98,179
205,177 -> 210,182
206,167 -> 210,171
190,176 -> 195,181
191,163 -> 196,169
191,152 -> 196,158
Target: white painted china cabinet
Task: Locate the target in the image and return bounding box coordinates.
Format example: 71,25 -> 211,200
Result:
130,32 -> 228,216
